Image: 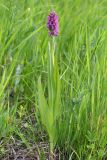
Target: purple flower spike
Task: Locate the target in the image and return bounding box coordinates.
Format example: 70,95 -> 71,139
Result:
47,11 -> 59,36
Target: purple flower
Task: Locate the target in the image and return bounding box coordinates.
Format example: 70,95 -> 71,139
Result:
47,11 -> 59,36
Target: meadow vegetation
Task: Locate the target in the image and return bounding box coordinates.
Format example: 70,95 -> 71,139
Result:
0,0 -> 107,159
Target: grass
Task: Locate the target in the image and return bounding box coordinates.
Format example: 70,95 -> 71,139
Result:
0,0 -> 107,159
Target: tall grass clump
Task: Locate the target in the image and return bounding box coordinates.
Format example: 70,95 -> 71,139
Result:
37,0 -> 107,159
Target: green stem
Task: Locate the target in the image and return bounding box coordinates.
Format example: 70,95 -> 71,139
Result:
48,38 -> 56,154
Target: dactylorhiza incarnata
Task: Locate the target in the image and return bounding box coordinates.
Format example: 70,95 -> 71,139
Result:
47,11 -> 59,36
